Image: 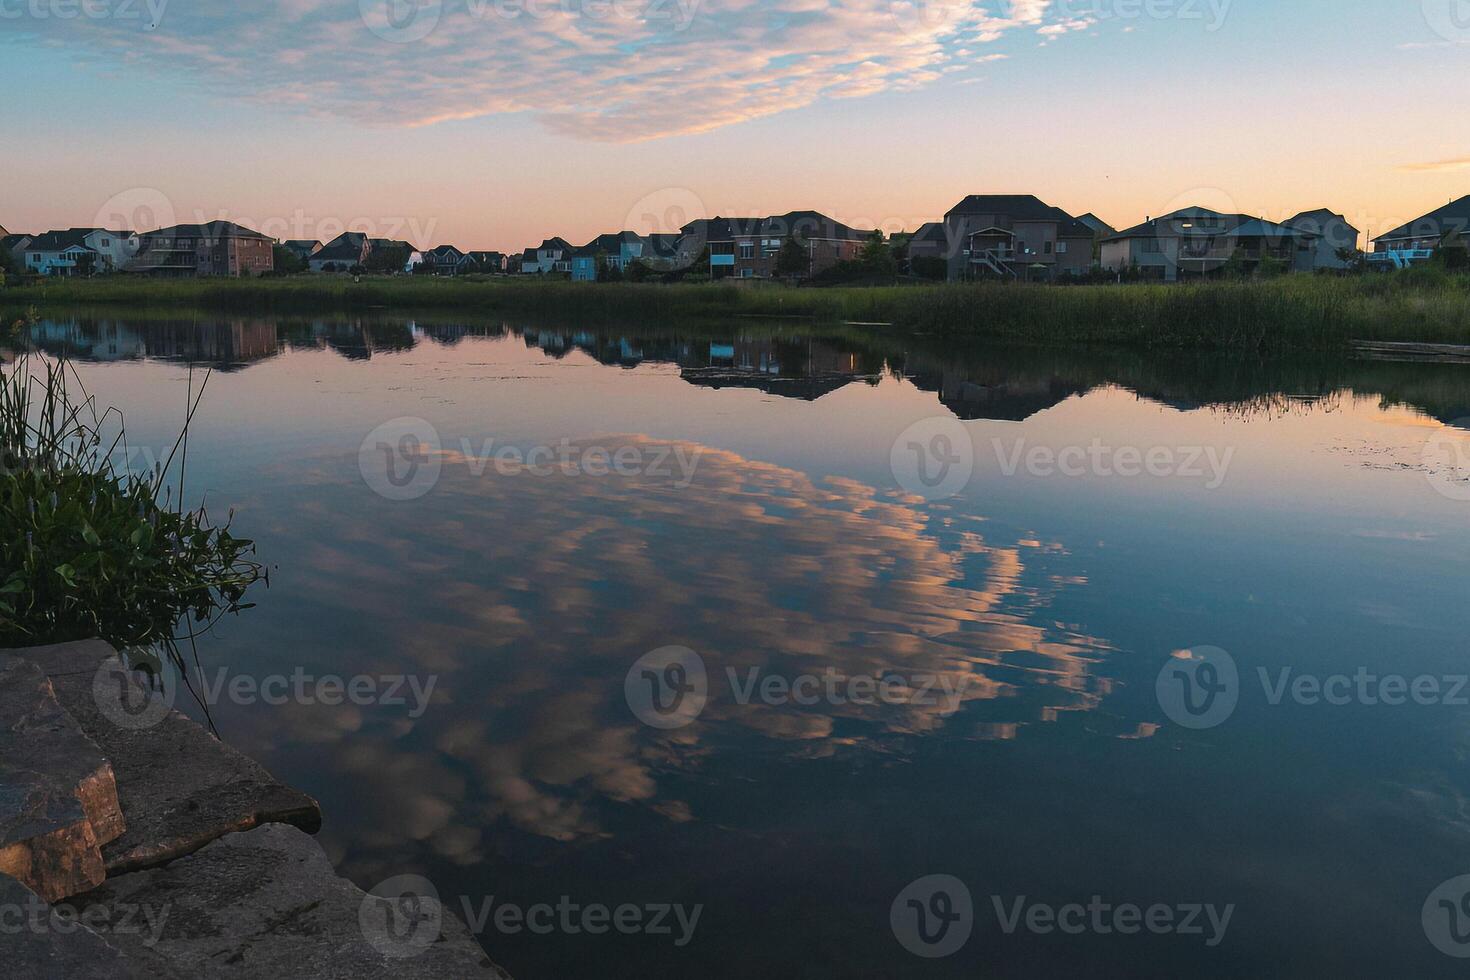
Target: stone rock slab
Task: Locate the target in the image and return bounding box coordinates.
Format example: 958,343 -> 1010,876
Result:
0,655 -> 124,901
0,871 -> 177,979
77,824 -> 510,978
9,640 -> 322,875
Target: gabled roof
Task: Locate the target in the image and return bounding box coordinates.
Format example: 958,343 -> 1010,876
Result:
943,194 -> 1095,238
426,245 -> 465,260
1375,195 -> 1470,243
145,221 -> 271,241
696,211 -> 874,243
1103,208 -> 1318,243
536,237 -> 573,253
1075,213 -> 1116,236
26,230 -> 96,252
578,232 -> 646,256
311,239 -> 367,262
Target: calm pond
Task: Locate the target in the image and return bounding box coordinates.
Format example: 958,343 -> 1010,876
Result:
24,312 -> 1470,978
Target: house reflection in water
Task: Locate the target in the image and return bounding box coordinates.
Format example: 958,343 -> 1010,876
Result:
27,317 -> 280,369
900,353 -> 1088,421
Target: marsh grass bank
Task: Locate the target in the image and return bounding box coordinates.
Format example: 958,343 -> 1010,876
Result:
6,270 -> 1470,352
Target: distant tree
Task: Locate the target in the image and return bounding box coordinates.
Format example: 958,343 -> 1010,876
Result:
910,255 -> 948,281
597,257 -> 625,282
272,245 -> 307,274
775,237 -> 808,277
364,245 -> 410,274
625,259 -> 652,283
859,231 -> 896,278
1221,247 -> 1251,279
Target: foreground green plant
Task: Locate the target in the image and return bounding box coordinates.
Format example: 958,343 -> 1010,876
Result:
0,354 -> 263,657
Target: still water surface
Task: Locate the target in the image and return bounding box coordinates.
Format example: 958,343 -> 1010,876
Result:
25,313 -> 1470,977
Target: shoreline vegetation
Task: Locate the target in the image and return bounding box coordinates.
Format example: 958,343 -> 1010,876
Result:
5,269 -> 1470,351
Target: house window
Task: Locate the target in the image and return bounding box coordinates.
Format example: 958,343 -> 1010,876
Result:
740,268 -> 753,278
1056,241 -> 1068,254
1044,241 -> 1054,255
739,243 -> 755,260
1143,238 -> 1162,254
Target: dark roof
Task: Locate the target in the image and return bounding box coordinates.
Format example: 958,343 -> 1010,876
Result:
311,240 -> 366,262
536,237 -> 573,252
943,195 -> 1095,237
426,245 -> 464,260
1074,213 -> 1116,236
578,232 -> 646,256
283,239 -> 321,249
1103,208 -> 1317,243
368,238 -> 414,252
459,251 -> 503,265
146,221 -> 271,241
695,211 -> 875,243
1375,195 -> 1470,243
26,230 -> 95,252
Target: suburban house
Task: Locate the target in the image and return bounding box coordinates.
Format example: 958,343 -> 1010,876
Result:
309,233 -> 370,272
520,238 -> 574,275
690,212 -> 873,280
18,228 -> 139,276
457,250 -> 505,274
22,231 -> 99,277
129,221 -> 274,277
423,245 -> 465,275
1370,195 -> 1470,268
1100,208 -> 1323,281
281,240 -> 322,261
2,233 -> 32,268
571,232 -> 648,280
1285,209 -> 1360,271
907,195 -> 1096,281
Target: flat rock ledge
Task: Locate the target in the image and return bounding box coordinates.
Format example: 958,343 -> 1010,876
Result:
15,639 -> 323,874
0,870 -> 183,979
0,655 -> 125,901
77,823 -> 508,978
1,640 -> 509,978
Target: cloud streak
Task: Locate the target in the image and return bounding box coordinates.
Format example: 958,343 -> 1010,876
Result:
1397,156 -> 1470,174
7,0 -> 1077,140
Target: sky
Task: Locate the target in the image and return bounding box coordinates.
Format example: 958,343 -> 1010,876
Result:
0,0 -> 1467,251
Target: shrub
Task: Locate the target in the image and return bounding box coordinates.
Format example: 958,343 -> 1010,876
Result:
0,355 -> 263,657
